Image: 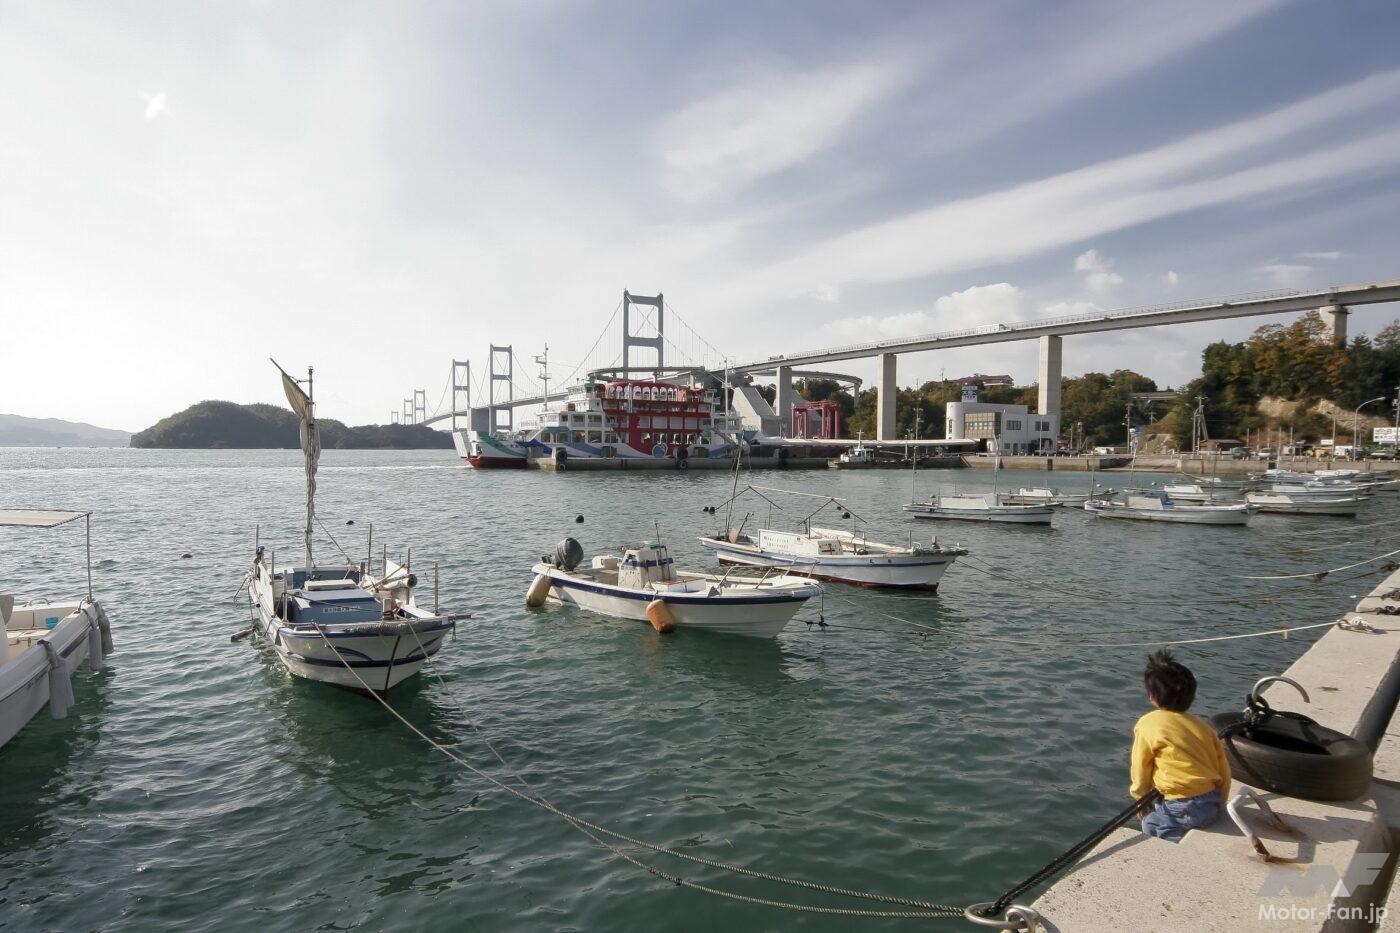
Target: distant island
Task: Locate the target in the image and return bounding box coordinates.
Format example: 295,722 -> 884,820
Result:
130,401 -> 454,449
0,413 -> 132,447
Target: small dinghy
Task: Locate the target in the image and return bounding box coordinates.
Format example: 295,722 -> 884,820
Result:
904,494 -> 1053,524
0,509 -> 114,750
528,538 -> 820,638
1087,491 -> 1252,525
1160,482 -> 1236,503
1244,491 -> 1364,517
244,362 -> 461,693
700,527 -> 965,590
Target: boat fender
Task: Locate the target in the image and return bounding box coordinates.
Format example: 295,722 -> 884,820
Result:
41,640 -> 74,720
646,599 -> 678,634
526,573 -> 553,608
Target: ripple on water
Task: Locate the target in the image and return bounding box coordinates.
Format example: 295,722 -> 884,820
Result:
0,449 -> 1388,930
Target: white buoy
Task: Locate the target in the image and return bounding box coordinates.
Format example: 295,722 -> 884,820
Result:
525,574 -> 553,608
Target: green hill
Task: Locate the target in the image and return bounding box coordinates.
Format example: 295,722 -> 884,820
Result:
130,401 -> 454,449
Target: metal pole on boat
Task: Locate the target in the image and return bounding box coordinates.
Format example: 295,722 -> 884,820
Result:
367,524 -> 373,572
306,366 -> 315,570
434,563 -> 439,614
85,513 -> 92,600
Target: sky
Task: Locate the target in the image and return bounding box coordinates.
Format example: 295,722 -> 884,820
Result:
3,0 -> 1400,431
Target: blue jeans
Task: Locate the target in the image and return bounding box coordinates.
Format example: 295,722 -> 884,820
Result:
1141,788 -> 1223,843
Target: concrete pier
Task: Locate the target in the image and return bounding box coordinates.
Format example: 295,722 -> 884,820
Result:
1030,567 -> 1400,932
1038,334 -> 1063,417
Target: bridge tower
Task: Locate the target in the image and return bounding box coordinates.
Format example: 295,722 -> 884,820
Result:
402,398 -> 413,424
489,345 -> 514,436
450,360 -> 472,433
1320,305 -> 1350,346
622,291 -> 664,377
412,389 -> 426,425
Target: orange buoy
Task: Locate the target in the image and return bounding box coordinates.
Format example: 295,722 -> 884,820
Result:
525,573 -> 553,608
646,599 -> 678,634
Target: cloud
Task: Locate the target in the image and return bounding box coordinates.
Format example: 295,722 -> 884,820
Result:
806,284 -> 840,303
1259,263 -> 1313,288
1162,270 -> 1180,287
657,61 -> 908,201
1073,248 -> 1124,294
141,91 -> 166,121
820,282 -> 1029,341
1297,250 -> 1346,260
739,68 -> 1400,300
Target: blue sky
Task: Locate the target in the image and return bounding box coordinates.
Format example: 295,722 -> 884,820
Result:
3,0 -> 1400,429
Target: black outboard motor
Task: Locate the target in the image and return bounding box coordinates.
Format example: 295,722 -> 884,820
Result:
549,537 -> 584,571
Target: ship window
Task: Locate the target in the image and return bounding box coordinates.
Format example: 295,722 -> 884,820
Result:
588,431 -> 601,443
587,414 -> 602,424
574,431 -> 585,443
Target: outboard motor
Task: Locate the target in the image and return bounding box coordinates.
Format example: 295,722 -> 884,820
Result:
549,537 -> 584,572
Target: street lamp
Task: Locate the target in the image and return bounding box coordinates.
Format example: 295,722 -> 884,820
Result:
1354,397 -> 1386,461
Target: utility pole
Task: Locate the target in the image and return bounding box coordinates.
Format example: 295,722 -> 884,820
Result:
1393,382 -> 1400,458
1125,401 -> 1133,453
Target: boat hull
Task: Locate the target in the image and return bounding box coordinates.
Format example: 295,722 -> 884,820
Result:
1246,496 -> 1363,516
536,568 -> 815,637
1092,506 -> 1250,525
904,505 -> 1053,524
0,603 -> 100,749
700,540 -> 955,589
247,581 -> 450,692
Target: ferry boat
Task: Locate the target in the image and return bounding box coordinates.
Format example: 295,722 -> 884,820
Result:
455,377 -> 749,469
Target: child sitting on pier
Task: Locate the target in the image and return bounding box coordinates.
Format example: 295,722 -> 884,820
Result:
1130,650 -> 1232,842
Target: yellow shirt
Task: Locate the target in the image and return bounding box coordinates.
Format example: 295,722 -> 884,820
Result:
1129,709 -> 1231,800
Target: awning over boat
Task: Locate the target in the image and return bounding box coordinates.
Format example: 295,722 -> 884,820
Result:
0,509 -> 90,528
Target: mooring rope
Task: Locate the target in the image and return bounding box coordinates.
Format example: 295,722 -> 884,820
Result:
312,623 -> 968,920
1234,547 -> 1400,581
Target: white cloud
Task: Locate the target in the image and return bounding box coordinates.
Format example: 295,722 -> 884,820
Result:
657,61 -> 908,201
807,284 -> 840,303
1297,250 -> 1346,260
1162,270 -> 1180,287
820,282 -> 1029,341
1073,249 -> 1124,294
141,91 -> 166,121
740,68 -> 1400,300
1259,263 -> 1313,288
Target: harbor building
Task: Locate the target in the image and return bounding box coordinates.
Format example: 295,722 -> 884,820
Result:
946,389 -> 1059,454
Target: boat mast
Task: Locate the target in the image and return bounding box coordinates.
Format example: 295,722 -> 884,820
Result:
305,365 -> 315,569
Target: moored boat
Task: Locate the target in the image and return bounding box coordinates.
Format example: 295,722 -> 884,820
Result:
1,509 -> 114,750
528,538 -> 820,637
904,494 -> 1054,524
700,526 -> 966,590
245,362 -> 461,693
1088,492 -> 1252,525
1244,492 -> 1364,516
999,486 -> 1104,507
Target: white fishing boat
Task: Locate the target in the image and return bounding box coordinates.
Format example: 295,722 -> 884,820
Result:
1244,492 -> 1364,516
839,438 -> 876,466
1088,492 -> 1252,525
1,509 -> 114,750
700,527 -> 965,590
244,362 -> 461,693
904,494 -> 1054,524
527,538 -> 820,638
1161,483 -> 1219,503
1256,481 -> 1372,498
999,486 -> 1105,507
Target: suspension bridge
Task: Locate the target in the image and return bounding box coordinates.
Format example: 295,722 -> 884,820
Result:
388,279 -> 1400,442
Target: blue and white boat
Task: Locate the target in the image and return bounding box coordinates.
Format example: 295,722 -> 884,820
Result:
245,362 -> 461,693
527,539 -> 820,638
700,527 -> 964,590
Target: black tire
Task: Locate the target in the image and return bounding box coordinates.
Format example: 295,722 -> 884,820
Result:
1210,712 -> 1373,802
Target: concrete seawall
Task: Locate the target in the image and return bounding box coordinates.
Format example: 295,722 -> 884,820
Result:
1029,567 -> 1400,932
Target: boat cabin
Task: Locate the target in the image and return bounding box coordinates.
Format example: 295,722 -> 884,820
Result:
757,529 -> 842,556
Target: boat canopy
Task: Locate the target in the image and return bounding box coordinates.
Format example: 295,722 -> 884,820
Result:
0,509 -> 90,528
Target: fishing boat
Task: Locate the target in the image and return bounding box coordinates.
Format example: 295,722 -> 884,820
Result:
1,509 -> 114,749
838,433 -> 876,466
699,484 -> 967,589
245,362 -> 461,693
701,527 -> 965,590
904,494 -> 1054,524
999,486 -> 1104,507
1087,492 -> 1252,525
1244,492 -> 1364,517
527,538 -> 820,638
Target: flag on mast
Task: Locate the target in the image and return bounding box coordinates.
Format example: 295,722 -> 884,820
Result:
271,359 -> 319,567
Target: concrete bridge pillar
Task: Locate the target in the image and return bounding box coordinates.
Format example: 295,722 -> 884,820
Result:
1320,305 -> 1349,346
877,353 -> 897,441
1037,335 -> 1063,416
775,365 -> 794,436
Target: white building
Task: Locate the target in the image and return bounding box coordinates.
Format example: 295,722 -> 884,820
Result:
946,400 -> 1059,454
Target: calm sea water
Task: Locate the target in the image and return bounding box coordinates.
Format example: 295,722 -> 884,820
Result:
1,448 -> 1393,931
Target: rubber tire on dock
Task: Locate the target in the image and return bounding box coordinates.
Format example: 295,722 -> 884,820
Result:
1209,712 -> 1373,802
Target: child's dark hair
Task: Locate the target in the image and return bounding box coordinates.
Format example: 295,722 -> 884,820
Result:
1144,650 -> 1197,711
